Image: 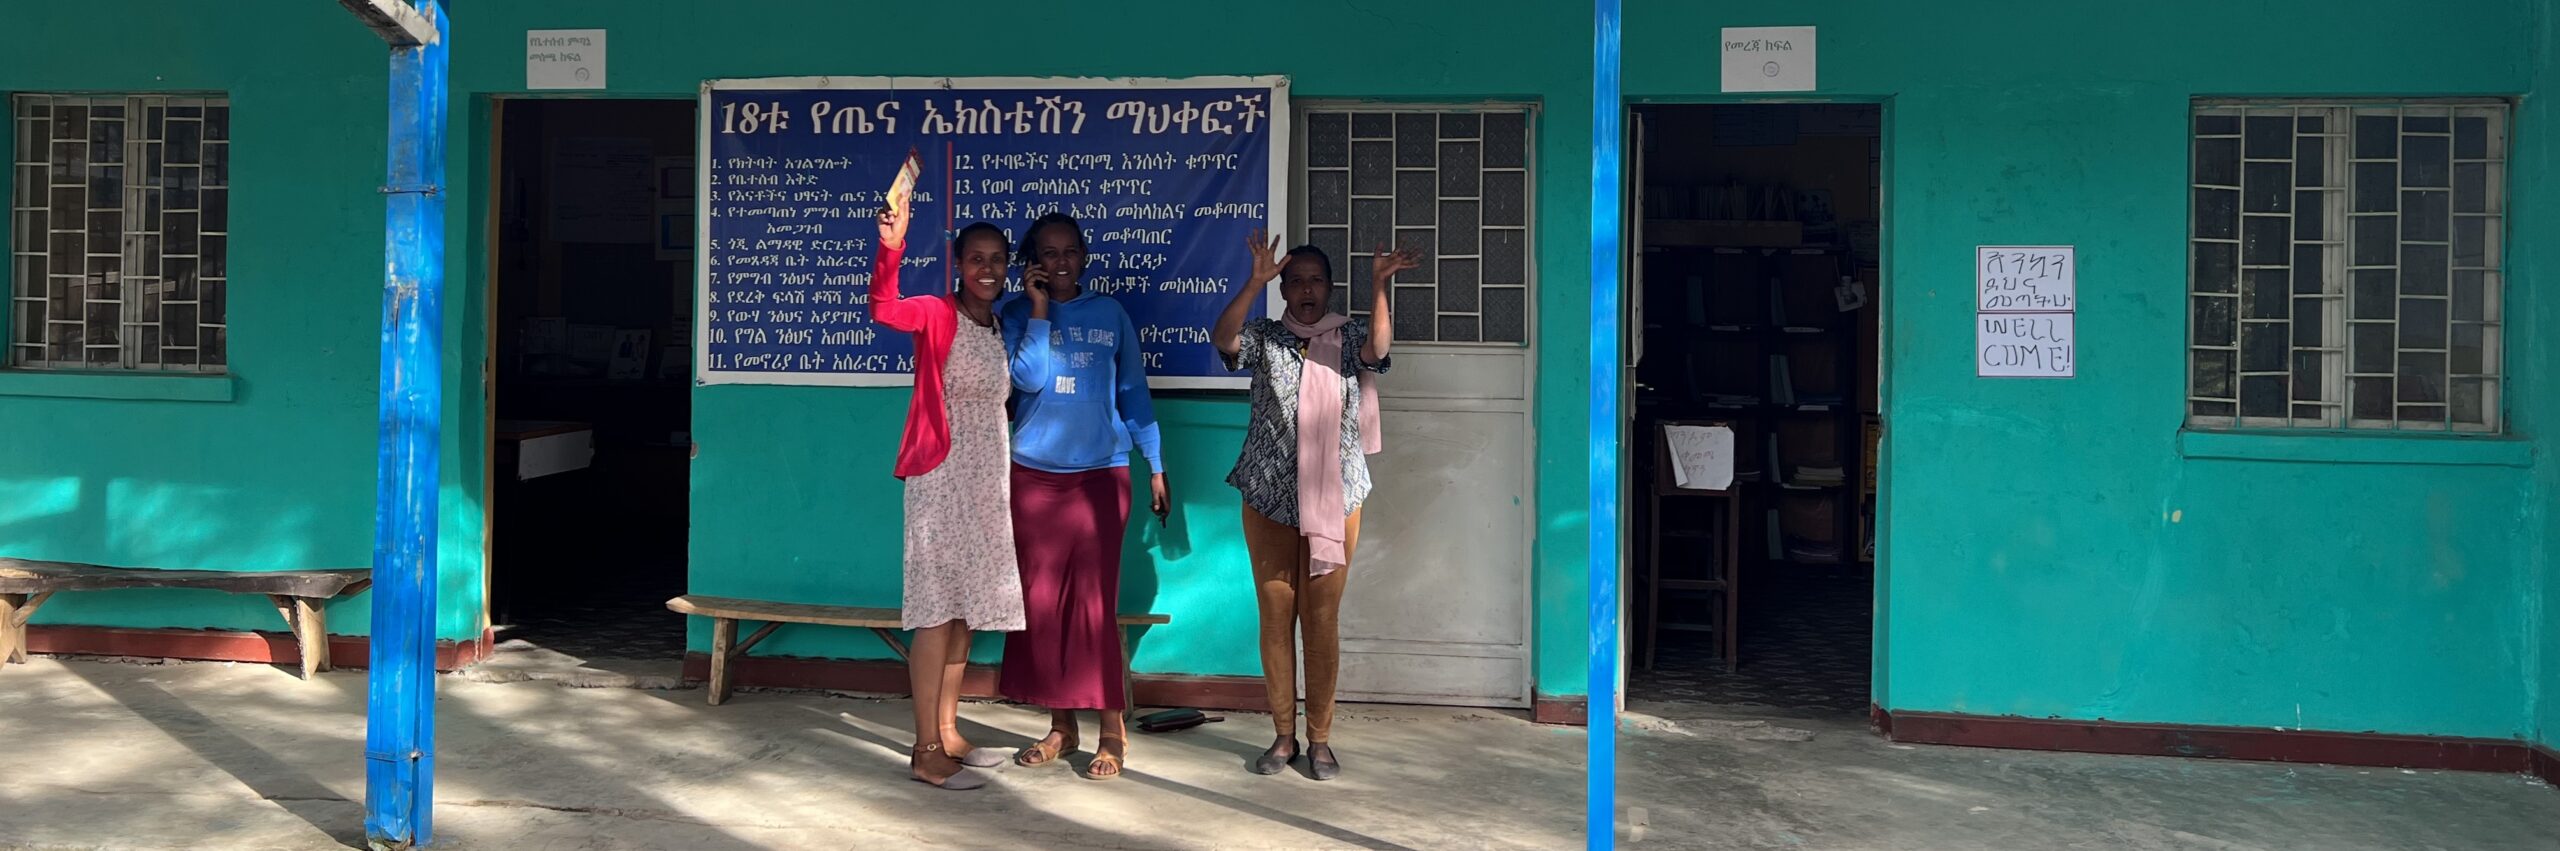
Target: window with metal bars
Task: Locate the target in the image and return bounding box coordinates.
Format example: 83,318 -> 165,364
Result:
2187,100 -> 2506,432
9,94 -> 230,372
1295,104 -> 1533,345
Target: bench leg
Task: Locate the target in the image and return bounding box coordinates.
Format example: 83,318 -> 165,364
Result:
268,595 -> 328,680
3,591 -> 52,665
1122,627 -> 1138,711
297,599 -> 330,678
1,593 -> 25,665
708,617 -> 738,706
869,627 -> 911,662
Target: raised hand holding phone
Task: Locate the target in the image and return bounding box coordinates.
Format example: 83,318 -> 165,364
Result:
1023,265 -> 1052,319
877,148 -> 921,250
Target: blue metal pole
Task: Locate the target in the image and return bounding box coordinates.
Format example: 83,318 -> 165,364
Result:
365,0 -> 447,846
1586,0 -> 1624,848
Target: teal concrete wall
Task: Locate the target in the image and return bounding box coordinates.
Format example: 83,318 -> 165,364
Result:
2529,1 -> 2560,753
1630,0 -> 2556,740
8,0 -> 2555,734
0,1 -> 1598,695
436,2 -> 1595,693
0,6 -> 488,642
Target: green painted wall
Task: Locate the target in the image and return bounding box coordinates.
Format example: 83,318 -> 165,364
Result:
439,2 -> 1595,695
2528,1 -> 2560,753
10,0 -> 2554,734
0,1 -> 1598,696
0,5 -> 489,642
1630,0 -> 2555,740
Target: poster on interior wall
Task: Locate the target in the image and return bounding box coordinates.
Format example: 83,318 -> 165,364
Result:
694,75 -> 1289,388
609,329 -> 654,380
655,156 -> 695,260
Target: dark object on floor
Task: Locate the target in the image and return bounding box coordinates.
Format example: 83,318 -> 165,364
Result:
1137,708 -> 1224,733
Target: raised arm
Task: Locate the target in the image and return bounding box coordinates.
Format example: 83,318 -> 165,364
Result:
1215,227 -> 1286,359
867,202 -> 940,334
1364,244 -> 1421,365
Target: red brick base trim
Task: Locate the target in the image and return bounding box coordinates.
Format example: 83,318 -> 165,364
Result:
1883,709 -> 2545,776
1532,694 -> 1588,726
24,625 -> 496,672
2532,743 -> 2560,788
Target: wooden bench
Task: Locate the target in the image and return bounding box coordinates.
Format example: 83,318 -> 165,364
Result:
666,594 -> 1170,706
0,559 -> 371,680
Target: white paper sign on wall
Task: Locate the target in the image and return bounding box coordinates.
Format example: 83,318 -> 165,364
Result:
1721,27 -> 1816,93
1977,313 -> 2076,378
1975,245 -> 2077,379
1976,245 -> 2076,312
1661,424 -> 1737,491
527,29 -> 607,90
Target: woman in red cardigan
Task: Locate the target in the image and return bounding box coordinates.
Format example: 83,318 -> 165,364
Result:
870,188 -> 1037,790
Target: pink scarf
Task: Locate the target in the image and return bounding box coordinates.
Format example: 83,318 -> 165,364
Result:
1286,313 -> 1383,576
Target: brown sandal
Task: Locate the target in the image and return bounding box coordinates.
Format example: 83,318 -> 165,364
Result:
911,743 -> 986,791
1015,729 -> 1078,767
1085,737 -> 1127,781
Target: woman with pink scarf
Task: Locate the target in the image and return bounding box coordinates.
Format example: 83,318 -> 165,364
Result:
1211,229 -> 1418,781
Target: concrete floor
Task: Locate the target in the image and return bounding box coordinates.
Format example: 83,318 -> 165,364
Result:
0,656 -> 2552,850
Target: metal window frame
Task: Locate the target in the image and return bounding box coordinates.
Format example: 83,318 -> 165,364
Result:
2185,98 -> 2507,434
8,92 -> 229,373
1290,100 -> 1539,349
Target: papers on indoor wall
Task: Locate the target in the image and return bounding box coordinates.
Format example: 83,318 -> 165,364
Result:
1662,424 -> 1736,491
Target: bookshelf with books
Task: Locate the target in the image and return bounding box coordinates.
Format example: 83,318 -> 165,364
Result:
1637,244 -> 1861,568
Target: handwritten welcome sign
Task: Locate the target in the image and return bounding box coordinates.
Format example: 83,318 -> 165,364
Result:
1976,245 -> 2076,378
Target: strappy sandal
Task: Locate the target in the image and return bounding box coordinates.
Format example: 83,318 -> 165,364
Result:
1015,729 -> 1078,768
1085,736 -> 1127,781
910,743 -> 987,791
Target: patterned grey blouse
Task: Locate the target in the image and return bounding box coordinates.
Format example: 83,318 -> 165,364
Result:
1221,317 -> 1390,528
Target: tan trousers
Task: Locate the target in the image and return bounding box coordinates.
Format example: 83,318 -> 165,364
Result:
1242,504 -> 1361,743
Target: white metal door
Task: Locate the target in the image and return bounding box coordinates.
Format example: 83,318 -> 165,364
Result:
1336,349 -> 1534,707
1297,102 -> 1539,709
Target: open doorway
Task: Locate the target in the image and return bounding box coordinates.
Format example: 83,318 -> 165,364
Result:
1625,103 -> 1882,719
485,99 -> 696,666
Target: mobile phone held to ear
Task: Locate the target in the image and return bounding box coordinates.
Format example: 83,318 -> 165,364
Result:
885,147 -> 921,221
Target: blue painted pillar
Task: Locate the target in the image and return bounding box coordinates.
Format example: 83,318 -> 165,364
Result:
365,0 -> 448,845
1586,0 -> 1624,849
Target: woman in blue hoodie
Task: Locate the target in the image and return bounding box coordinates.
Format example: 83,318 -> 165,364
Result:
995,213 -> 1168,781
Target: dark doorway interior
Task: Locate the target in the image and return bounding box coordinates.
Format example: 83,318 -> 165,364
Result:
488,98 -> 695,662
1626,103 -> 1882,718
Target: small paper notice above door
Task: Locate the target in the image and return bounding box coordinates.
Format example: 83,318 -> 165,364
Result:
1663,424 -> 1737,491
527,29 -> 607,90
1721,27 -> 1816,93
